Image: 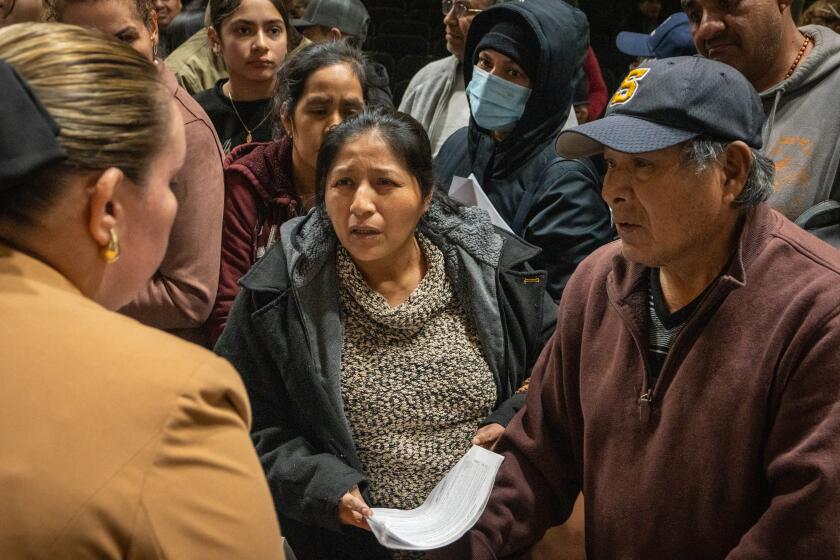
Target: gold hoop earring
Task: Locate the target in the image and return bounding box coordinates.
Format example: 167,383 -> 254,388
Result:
102,229 -> 120,264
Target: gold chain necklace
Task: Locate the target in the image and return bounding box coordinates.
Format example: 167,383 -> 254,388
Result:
785,35 -> 812,80
225,83 -> 272,144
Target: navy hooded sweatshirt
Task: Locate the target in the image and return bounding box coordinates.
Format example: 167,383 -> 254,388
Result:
434,0 -> 613,301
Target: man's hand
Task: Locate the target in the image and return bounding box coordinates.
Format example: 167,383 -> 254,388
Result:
473,423 -> 505,450
338,486 -> 372,531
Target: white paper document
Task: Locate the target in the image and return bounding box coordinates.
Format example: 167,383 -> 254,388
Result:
368,445 -> 505,551
449,174 -> 514,233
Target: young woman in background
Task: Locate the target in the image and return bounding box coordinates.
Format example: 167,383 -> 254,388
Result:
208,40 -> 367,341
195,0 -> 295,152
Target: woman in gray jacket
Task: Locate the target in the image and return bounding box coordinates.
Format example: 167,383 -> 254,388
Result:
216,107 -> 555,559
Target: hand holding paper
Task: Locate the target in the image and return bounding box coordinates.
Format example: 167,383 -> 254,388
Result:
338,486 -> 373,531
367,445 -> 505,551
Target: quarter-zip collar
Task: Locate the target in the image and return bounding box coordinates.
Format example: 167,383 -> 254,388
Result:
605,203 -> 779,423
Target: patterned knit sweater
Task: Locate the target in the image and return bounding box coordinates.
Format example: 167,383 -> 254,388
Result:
337,234 -> 497,514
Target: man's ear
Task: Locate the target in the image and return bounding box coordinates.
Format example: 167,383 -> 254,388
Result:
721,141 -> 752,204
329,27 -> 342,40
87,167 -> 124,250
208,25 -> 222,54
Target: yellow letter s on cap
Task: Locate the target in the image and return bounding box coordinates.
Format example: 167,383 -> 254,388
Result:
609,67 -> 650,106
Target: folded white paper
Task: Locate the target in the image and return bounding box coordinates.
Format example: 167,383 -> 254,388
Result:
368,445 -> 505,551
449,174 -> 514,234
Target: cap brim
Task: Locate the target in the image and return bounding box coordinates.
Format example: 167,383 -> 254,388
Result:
291,18 -> 315,28
616,31 -> 654,57
555,114 -> 701,158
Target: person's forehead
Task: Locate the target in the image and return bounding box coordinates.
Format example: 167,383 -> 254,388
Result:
478,48 -> 513,61
61,0 -> 142,27
467,0 -> 494,10
681,0 -> 769,10
3,0 -> 43,22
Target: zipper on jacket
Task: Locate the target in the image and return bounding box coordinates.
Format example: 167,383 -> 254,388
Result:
639,390 -> 652,424
609,299 -> 656,425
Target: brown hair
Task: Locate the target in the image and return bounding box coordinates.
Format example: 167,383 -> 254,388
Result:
208,0 -> 301,50
0,22 -> 170,223
800,0 -> 840,28
273,39 -> 368,137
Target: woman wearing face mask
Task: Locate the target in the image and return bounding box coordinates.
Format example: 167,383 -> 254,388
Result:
215,106 -> 556,559
435,0 -> 613,301
51,0 -> 225,346
208,40 -> 367,342
196,0 -> 297,153
0,23 -> 282,558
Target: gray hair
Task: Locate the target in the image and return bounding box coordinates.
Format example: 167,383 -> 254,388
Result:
680,138 -> 775,209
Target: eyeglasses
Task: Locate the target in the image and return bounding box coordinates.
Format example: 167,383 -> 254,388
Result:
441,0 -> 483,17
1,0 -> 16,19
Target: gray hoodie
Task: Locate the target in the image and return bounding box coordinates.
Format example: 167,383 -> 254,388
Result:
760,25 -> 840,220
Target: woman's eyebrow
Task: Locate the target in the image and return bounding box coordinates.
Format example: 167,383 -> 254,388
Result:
115,26 -> 138,38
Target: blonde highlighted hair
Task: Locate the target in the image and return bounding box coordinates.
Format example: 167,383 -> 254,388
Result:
0,22 -> 170,221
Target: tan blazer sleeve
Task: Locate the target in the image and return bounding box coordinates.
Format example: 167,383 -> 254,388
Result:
129,357 -> 284,560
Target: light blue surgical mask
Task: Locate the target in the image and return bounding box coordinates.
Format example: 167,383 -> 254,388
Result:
466,65 -> 532,131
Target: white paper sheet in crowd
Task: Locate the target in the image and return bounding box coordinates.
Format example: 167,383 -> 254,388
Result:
367,445 -> 505,551
449,174 -> 514,233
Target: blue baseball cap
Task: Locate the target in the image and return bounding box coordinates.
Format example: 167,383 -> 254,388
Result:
555,56 -> 766,158
616,13 -> 696,59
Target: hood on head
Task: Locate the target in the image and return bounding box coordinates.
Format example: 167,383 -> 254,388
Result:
463,0 -> 589,157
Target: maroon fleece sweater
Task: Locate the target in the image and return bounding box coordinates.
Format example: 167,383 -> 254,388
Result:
120,65 -> 224,346
433,204 -> 840,559
209,137 -> 301,343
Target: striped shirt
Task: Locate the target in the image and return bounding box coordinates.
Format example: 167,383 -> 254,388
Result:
647,268 -> 703,383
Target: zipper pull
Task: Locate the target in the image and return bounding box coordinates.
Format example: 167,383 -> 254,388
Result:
639,390 -> 652,424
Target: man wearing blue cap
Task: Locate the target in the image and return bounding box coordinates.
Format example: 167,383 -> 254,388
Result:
431,56 -> 840,559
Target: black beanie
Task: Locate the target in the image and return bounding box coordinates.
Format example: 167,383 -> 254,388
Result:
473,19 -> 539,84
0,61 -> 67,191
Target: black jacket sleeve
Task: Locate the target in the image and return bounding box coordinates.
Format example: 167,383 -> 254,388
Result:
522,158 -> 614,301
215,290 -> 366,532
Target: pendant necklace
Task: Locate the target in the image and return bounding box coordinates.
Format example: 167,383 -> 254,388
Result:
226,83 -> 272,143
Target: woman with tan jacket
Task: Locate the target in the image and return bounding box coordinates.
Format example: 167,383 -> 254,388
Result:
0,23 -> 283,559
